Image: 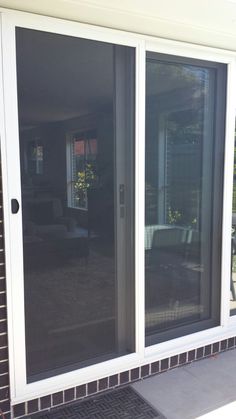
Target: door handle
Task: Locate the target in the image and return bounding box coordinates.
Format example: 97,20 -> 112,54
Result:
119,184 -> 125,205
11,199 -> 20,214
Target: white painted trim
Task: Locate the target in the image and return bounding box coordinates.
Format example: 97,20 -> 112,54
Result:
0,12 -> 17,404
221,59 -> 236,326
144,324 -> 236,362
1,9 -> 140,48
0,7 -> 236,404
145,39 -> 235,63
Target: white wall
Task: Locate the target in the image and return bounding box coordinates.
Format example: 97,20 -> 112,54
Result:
1,0 -> 236,50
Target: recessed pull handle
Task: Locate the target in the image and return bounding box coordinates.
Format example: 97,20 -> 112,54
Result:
119,184 -> 125,205
11,199 -> 20,214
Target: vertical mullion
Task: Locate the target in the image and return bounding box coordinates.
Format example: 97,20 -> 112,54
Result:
135,40 -> 146,356
221,59 -> 236,326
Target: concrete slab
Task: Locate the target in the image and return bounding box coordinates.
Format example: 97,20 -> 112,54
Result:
132,349 -> 236,419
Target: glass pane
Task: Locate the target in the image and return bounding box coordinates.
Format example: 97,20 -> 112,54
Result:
16,28 -> 135,381
230,122 -> 236,315
145,54 -> 226,345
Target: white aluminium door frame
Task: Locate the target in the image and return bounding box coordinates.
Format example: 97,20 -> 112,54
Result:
0,9 -> 146,403
0,7 -> 235,403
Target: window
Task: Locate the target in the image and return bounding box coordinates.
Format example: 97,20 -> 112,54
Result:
26,140 -> 44,175
68,131 -> 97,210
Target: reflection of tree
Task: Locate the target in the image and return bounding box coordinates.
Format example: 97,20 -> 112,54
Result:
146,61 -> 208,98
74,163 -> 96,207
167,207 -> 181,225
167,109 -> 203,145
145,60 -> 210,227
166,110 -> 202,228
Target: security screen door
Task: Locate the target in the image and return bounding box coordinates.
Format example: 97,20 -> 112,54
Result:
15,28 -> 135,382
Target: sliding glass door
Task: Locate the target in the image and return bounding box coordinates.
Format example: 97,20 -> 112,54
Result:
15,28 -> 135,382
145,53 -> 226,345
3,10 -> 234,400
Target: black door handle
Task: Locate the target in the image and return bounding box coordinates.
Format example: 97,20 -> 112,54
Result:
11,199 -> 20,214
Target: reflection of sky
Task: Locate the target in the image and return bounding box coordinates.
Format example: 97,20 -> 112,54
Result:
182,65 -> 209,84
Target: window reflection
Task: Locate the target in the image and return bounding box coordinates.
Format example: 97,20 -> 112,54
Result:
68,131 -> 97,209
145,56 -> 225,345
